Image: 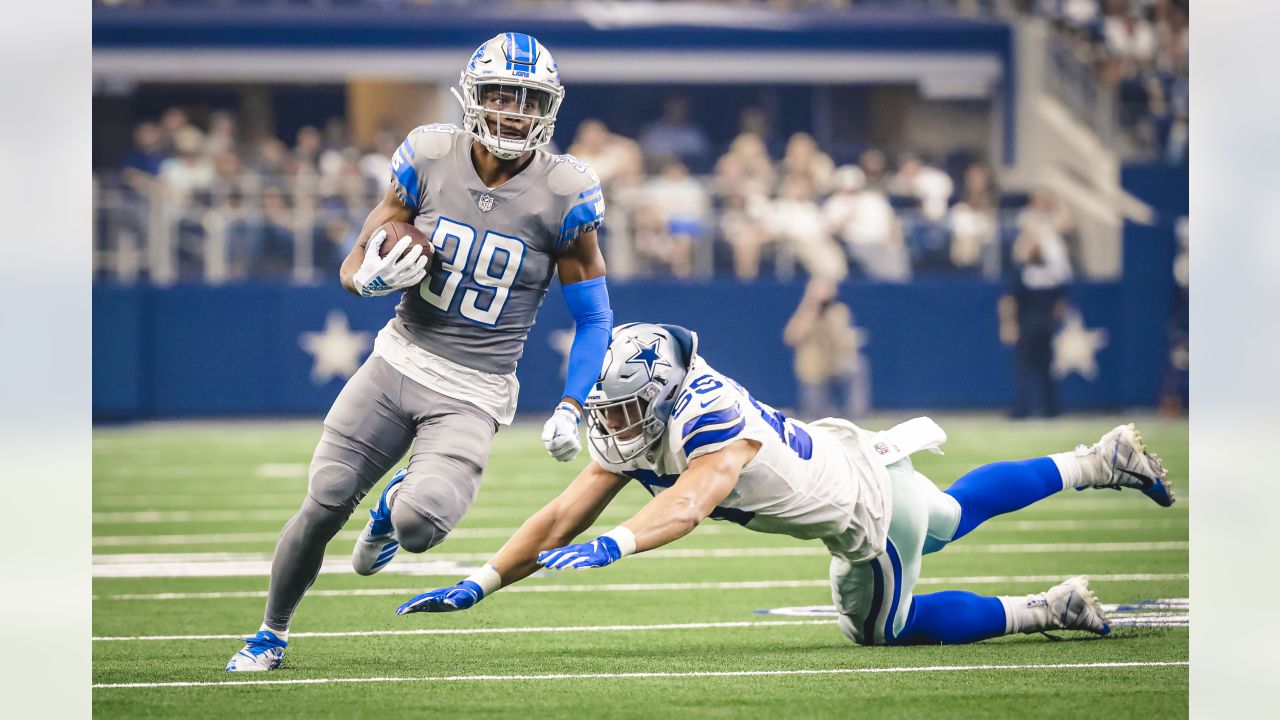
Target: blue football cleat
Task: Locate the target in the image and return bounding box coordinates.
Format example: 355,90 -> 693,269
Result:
352,468 -> 407,575
225,630 -> 287,672
1079,423 -> 1175,507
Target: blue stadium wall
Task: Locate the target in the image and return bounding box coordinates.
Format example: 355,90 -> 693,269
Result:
93,233 -> 1175,421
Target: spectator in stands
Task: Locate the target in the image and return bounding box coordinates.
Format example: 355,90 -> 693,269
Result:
783,278 -> 870,421
567,119 -> 645,194
639,95 -> 711,171
228,185 -> 296,280
248,137 -> 291,178
781,132 -> 836,196
858,148 -> 890,192
948,161 -> 1000,274
119,122 -> 167,191
998,222 -> 1073,419
1159,215 -> 1188,415
205,111 -> 238,158
888,153 -> 954,221
211,147 -> 255,199
359,130 -> 399,195
823,165 -> 909,282
293,125 -> 323,176
639,159 -> 708,278
713,152 -> 773,281
1104,5 -> 1157,68
159,126 -> 216,205
158,106 -> 191,154
716,132 -> 775,199
768,174 -> 847,282
1017,187 -> 1078,265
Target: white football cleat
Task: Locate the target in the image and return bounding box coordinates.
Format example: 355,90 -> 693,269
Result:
1045,576 -> 1111,636
352,468 -> 406,576
1079,423 -> 1175,507
225,630 -> 287,672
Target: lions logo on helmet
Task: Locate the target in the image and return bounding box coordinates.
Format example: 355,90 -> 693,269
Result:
586,324 -> 696,464
452,32 -> 565,161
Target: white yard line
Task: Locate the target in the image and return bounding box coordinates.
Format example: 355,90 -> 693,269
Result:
90,518 -> 1187,547
94,619 -> 833,642
95,572 -> 1188,602
90,541 -> 1191,578
91,661 -> 1189,689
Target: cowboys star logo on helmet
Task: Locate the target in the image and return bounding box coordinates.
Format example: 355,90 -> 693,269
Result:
624,338 -> 672,380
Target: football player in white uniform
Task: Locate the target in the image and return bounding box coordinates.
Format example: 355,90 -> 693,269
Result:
397,323 -> 1174,646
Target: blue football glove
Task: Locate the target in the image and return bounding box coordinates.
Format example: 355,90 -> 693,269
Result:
396,580 -> 484,615
537,536 -> 623,570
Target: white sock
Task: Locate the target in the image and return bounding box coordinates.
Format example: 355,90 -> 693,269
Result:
1049,449 -> 1092,490
260,623 -> 288,641
999,593 -> 1051,634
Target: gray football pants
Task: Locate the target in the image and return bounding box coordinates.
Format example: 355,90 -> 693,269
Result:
263,355 -> 498,631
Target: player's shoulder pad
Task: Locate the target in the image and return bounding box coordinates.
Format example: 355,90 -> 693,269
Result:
406,123 -> 460,160
668,371 -> 748,459
547,153 -> 602,197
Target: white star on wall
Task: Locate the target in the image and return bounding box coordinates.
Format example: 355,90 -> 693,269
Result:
1052,311 -> 1109,381
299,311 -> 372,385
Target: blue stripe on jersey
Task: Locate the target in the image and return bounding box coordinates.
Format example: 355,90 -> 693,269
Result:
391,146 -> 420,210
624,470 -> 754,527
399,137 -> 415,159
708,505 -> 755,527
682,405 -> 741,440
863,556 -> 886,644
885,540 -> 904,641
623,469 -> 678,494
558,198 -> 606,248
578,183 -> 601,200
683,418 -> 746,456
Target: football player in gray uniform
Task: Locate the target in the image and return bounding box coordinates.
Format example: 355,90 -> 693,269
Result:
227,33 -> 614,671
396,323 -> 1174,648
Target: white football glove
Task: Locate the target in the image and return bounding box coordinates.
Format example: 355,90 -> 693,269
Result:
353,229 -> 429,297
541,402 -> 583,462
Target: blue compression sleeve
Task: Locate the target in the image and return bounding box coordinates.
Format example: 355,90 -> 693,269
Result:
560,276 -> 614,407
891,591 -> 1007,645
944,457 -> 1063,540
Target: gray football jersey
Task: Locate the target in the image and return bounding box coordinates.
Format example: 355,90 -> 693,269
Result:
387,123 -> 605,374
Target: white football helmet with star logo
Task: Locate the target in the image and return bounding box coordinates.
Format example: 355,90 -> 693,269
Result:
586,323 -> 697,464
452,32 -> 565,160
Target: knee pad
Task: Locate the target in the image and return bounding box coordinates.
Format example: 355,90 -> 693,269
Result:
915,471 -> 961,550
391,501 -> 453,553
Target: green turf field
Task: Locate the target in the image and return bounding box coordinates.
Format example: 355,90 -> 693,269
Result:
92,414 -> 1188,718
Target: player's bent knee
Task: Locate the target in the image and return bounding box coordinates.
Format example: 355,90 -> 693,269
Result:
390,502 -> 453,553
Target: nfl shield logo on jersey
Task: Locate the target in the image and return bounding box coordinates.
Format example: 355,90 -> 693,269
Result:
478,194 -> 495,212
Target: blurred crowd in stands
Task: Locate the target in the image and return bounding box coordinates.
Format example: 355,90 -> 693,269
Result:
1038,0 -> 1189,163
101,100 -> 1081,285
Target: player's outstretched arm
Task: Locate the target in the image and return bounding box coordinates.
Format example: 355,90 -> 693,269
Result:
536,440 -> 757,571
397,461 -> 627,615
340,186 -> 420,296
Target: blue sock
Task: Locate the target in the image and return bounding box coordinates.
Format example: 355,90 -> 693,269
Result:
944,457 -> 1063,540
891,591 -> 1007,645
